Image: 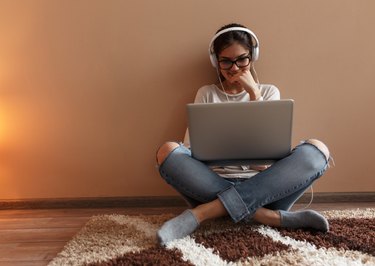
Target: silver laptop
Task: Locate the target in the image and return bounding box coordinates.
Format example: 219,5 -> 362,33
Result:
187,100 -> 294,165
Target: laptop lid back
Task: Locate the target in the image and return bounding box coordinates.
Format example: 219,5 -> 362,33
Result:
187,100 -> 294,163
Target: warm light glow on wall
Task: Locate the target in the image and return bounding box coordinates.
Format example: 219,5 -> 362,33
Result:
0,63 -> 10,147
0,109 -> 3,145
0,107 -> 8,147
0,66 -> 4,145
0,102 -> 17,180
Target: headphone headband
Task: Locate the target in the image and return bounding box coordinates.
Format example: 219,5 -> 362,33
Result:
208,27 -> 260,68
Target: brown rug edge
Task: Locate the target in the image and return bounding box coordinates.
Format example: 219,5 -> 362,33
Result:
48,208 -> 375,266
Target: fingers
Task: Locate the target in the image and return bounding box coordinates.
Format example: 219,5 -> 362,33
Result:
250,165 -> 270,171
228,69 -> 252,84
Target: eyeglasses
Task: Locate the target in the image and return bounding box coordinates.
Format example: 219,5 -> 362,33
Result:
218,55 -> 251,70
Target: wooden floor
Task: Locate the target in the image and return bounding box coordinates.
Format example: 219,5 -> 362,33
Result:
0,202 -> 374,266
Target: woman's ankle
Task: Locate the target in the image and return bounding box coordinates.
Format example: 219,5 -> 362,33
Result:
253,208 -> 281,227
191,199 -> 228,223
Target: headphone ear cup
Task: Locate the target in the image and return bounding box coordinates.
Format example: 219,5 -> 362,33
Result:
209,52 -> 218,68
252,46 -> 259,61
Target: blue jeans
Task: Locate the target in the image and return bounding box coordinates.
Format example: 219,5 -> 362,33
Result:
158,141 -> 329,223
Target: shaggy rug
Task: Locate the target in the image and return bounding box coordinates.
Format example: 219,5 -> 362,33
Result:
49,208 -> 375,266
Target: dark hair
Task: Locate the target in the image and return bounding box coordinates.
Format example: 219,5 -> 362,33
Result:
213,23 -> 254,59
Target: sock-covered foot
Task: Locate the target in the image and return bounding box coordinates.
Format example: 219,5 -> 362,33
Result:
279,209 -> 329,232
157,209 -> 200,246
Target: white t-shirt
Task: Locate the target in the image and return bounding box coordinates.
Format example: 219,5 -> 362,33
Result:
184,83 -> 280,179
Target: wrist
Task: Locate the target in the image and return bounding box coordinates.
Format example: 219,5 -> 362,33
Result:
247,86 -> 262,101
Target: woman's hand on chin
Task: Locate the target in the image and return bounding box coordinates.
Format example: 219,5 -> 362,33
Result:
228,69 -> 261,100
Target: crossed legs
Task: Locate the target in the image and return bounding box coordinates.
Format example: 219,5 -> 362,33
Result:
156,139 -> 330,245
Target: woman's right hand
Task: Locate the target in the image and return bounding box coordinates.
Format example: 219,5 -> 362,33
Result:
228,69 -> 261,100
250,165 -> 270,171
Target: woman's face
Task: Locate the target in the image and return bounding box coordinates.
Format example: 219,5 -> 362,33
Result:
217,42 -> 251,82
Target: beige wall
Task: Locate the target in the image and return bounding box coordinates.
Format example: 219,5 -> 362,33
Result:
0,0 -> 374,200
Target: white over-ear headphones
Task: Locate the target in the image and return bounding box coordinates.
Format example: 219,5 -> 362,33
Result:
208,27 -> 260,68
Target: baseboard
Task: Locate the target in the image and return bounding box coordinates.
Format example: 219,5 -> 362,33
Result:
0,196 -> 187,210
0,192 -> 374,210
297,192 -> 375,203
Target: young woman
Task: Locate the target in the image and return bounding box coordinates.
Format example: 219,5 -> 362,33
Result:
155,23 -> 331,246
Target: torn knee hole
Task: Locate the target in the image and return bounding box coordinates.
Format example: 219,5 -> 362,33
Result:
156,142 -> 180,165
306,139 -> 330,161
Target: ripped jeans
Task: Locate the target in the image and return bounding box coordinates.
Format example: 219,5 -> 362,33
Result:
158,141 -> 329,223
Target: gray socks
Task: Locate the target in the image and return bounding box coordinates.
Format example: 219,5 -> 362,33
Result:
157,209 -> 200,246
157,209 -> 328,246
279,209 -> 329,232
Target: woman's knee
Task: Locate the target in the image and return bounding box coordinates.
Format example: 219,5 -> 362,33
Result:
156,142 -> 180,166
305,139 -> 330,161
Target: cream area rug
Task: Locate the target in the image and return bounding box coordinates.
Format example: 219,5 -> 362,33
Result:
48,208 -> 375,266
